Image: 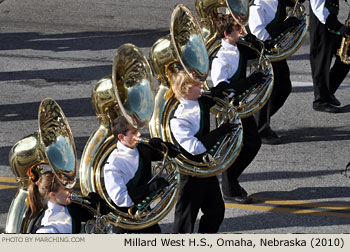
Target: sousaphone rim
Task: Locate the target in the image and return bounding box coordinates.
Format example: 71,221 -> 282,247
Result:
170,3 -> 209,82
112,43 -> 155,129
38,98 -> 77,189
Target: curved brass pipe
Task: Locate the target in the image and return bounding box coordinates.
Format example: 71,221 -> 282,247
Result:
264,1 -> 309,62
6,98 -> 77,233
79,43 -> 180,230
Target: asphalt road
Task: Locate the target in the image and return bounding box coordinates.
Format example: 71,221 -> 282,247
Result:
0,0 -> 350,234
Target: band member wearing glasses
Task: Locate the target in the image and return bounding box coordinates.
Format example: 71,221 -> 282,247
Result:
169,70 -> 238,233
248,0 -> 302,143
211,13 -> 266,204
27,171 -> 97,233
103,115 -> 180,233
309,0 -> 350,113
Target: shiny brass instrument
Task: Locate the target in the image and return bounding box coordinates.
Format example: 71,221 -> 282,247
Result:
79,43 -> 179,230
195,0 -> 250,49
209,40 -> 274,118
149,3 -> 210,139
337,10 -> 350,64
264,0 -> 309,62
195,0 -> 274,118
70,193 -> 113,233
5,98 -> 97,233
149,3 -> 243,177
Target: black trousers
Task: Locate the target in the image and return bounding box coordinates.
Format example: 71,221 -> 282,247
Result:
309,7 -> 350,106
221,116 -> 261,197
173,175 -> 225,233
254,59 -> 292,135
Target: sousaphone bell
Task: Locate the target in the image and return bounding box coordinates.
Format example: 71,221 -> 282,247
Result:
5,98 -> 96,233
149,4 -> 243,177
79,44 -> 179,230
195,0 -> 274,118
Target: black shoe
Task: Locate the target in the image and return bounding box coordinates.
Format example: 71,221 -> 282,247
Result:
259,128 -> 281,145
313,103 -> 341,113
224,195 -> 252,204
260,134 -> 282,145
239,186 -> 248,197
329,95 -> 341,107
268,129 -> 279,138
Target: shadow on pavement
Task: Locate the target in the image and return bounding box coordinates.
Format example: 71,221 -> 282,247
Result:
0,97 -> 95,122
0,30 -> 168,52
0,65 -> 111,83
251,186 -> 350,202
277,126 -> 350,144
239,169 -> 345,182
220,210 -> 350,233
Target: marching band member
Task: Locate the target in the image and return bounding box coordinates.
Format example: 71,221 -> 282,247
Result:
211,13 -> 265,204
248,0 -> 301,143
169,70 -> 236,233
309,0 -> 350,113
103,115 -> 180,233
27,171 -> 96,233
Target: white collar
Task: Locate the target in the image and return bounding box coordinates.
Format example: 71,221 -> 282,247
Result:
117,140 -> 137,154
47,201 -> 66,212
179,98 -> 198,107
221,39 -> 238,51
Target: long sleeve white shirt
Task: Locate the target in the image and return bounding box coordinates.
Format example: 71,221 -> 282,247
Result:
310,0 -> 330,24
170,98 -> 207,155
36,201 -> 72,233
248,0 -> 279,41
211,39 -> 240,86
103,141 -> 140,207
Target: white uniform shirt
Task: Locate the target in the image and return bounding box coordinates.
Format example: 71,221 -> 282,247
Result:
310,0 -> 330,24
36,201 -> 72,233
170,98 -> 207,155
211,39 -> 240,87
248,0 -> 279,41
104,141 -> 139,207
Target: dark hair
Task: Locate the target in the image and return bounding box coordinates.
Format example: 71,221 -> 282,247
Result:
111,116 -> 130,139
215,13 -> 240,39
27,171 -> 60,219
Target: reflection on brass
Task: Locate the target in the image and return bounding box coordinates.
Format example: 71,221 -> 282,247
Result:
159,95 -> 244,178
337,12 -> 350,64
263,1 -> 309,62
149,4 -> 209,88
149,4 -> 243,178
70,193 -> 114,234
92,139 -> 180,230
170,4 -> 209,82
209,40 -> 275,118
149,4 -> 209,140
79,44 -> 180,230
6,98 -> 77,233
195,0 -> 274,118
39,99 -> 77,188
113,44 -> 155,129
195,0 -> 249,49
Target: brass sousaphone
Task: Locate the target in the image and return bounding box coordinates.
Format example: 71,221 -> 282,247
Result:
195,0 -> 250,50
6,98 -> 98,233
149,4 -> 243,177
79,44 -> 179,230
337,8 -> 350,64
195,0 -> 274,118
257,0 -> 309,62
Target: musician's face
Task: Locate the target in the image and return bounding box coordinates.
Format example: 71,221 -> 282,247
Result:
224,25 -> 243,45
184,81 -> 202,101
49,184 -> 74,206
120,124 -> 141,149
